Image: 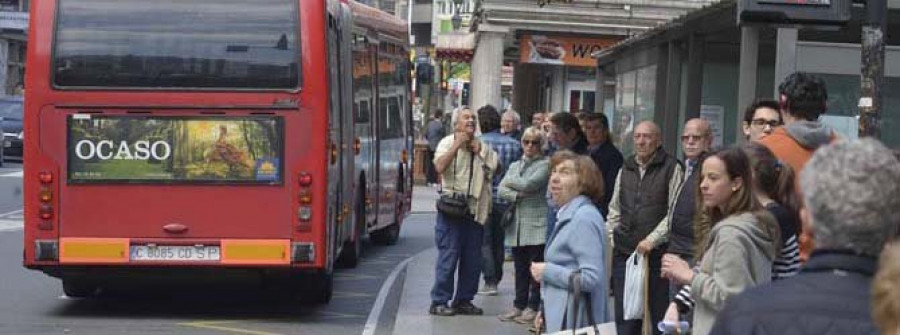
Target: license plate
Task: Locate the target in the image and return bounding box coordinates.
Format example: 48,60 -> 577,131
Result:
129,245 -> 220,262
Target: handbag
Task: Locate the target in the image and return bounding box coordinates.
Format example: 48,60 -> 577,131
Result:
436,149 -> 474,220
546,271 -> 616,335
500,203 -> 516,229
501,160 -> 529,229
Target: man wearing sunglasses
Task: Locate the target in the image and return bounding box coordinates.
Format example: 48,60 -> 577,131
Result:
742,99 -> 782,142
663,118 -> 711,319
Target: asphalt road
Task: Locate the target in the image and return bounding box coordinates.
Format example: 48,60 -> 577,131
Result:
0,167 -> 437,335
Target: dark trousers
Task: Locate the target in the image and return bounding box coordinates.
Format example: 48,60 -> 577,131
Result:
430,212 -> 484,304
481,203 -> 507,285
512,245 -> 544,310
425,149 -> 438,184
613,248 -> 669,335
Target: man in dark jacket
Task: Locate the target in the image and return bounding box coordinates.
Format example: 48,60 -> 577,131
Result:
548,112 -> 588,155
710,138 -> 900,335
543,112 -> 589,239
666,118 -> 712,264
665,119 -> 710,314
607,121 -> 683,335
581,112 -> 623,218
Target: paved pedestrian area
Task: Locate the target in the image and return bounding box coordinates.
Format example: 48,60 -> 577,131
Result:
396,185 -> 530,335
393,249 -> 527,335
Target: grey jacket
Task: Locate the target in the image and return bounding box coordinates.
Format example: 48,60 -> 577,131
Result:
542,196 -> 611,332
498,155 -> 549,247
691,212 -> 777,335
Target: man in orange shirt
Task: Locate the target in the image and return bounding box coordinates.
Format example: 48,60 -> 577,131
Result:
760,72 -> 833,262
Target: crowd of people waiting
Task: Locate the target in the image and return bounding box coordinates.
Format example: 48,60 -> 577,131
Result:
424,71 -> 900,335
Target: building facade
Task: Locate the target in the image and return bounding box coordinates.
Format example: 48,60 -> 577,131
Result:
462,0 -> 715,126
596,0 -> 900,155
0,0 -> 27,96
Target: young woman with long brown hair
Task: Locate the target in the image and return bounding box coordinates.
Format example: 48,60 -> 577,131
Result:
660,147 -> 780,335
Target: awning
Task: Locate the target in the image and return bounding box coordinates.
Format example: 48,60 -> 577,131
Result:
435,32 -> 475,63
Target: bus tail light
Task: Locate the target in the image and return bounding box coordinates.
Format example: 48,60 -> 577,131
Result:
299,172 -> 313,187
354,138 -> 361,155
297,171 -> 313,231
39,187 -> 53,202
298,206 -> 312,221
39,204 -> 54,220
38,221 -> 53,231
299,189 -> 312,204
39,171 -> 53,184
401,149 -> 409,164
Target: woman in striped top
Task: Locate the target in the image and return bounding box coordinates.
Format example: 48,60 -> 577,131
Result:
741,142 -> 801,279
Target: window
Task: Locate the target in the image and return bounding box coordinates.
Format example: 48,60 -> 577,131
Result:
569,90 -> 596,113
613,65 -> 656,155
54,0 -> 300,89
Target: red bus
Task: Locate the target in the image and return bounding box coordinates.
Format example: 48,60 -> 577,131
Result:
22,0 -> 412,304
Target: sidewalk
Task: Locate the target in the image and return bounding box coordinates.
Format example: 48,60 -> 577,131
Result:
397,186 -> 529,335
393,249 -> 528,335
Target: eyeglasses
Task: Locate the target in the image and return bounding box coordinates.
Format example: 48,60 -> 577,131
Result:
681,135 -> 706,141
750,119 -> 781,129
522,139 -> 541,146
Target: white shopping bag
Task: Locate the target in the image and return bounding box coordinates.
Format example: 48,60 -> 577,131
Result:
622,251 -> 647,321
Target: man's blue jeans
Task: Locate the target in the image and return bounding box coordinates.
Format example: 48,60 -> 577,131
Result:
481,203 -> 507,286
430,212 -> 484,304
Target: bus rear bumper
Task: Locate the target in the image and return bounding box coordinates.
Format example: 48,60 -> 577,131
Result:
25,238 -> 320,269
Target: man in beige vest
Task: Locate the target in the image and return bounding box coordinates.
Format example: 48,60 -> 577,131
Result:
429,107 -> 499,317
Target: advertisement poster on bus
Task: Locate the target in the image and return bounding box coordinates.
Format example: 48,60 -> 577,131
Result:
68,116 -> 283,183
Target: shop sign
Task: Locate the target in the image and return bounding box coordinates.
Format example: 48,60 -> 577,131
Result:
520,34 -> 621,67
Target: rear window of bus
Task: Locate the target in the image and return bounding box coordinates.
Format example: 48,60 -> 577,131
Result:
53,0 -> 300,89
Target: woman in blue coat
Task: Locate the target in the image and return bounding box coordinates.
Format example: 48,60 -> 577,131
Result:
530,150 -> 611,332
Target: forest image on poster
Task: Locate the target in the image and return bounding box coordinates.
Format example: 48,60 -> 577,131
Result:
68,116 -> 282,183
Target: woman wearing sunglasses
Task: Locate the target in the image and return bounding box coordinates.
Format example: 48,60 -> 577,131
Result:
496,127 -> 551,324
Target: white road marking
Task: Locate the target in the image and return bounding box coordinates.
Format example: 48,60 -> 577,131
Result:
361,249 -> 427,335
0,171 -> 22,177
0,209 -> 24,232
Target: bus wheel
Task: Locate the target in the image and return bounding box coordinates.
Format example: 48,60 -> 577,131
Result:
371,222 -> 399,246
62,279 -> 97,298
337,191 -> 364,268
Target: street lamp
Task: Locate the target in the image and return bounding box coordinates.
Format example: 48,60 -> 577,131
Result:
451,0 -> 463,31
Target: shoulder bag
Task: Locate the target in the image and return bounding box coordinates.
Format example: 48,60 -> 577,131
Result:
435,148 -> 474,220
